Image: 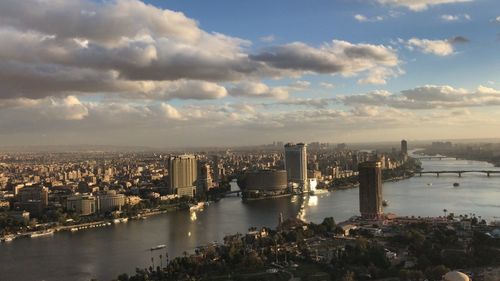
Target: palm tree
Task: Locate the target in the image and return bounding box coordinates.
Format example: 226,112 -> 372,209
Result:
443,209 -> 448,219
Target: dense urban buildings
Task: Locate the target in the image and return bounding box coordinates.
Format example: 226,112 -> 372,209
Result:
168,155 -> 198,198
284,143 -> 308,192
358,161 -> 383,220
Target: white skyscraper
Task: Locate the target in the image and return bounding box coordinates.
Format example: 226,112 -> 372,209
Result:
284,143 -> 308,192
169,155 -> 198,197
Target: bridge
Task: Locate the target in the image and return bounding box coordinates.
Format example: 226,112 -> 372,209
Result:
413,156 -> 455,160
418,170 -> 500,177
224,190 -> 241,196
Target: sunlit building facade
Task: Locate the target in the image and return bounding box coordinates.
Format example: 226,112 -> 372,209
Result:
169,155 -> 198,197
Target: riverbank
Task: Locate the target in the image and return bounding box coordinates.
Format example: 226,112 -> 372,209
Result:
332,173 -> 414,190
420,148 -> 500,167
0,204 -> 190,243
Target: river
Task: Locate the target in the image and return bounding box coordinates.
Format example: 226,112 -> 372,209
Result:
1,156 -> 499,281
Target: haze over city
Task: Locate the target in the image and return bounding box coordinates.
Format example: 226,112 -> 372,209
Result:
0,0 -> 499,147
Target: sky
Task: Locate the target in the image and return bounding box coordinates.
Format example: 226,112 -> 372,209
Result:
0,0 -> 499,147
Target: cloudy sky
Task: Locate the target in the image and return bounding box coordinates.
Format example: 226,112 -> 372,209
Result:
0,0 -> 499,147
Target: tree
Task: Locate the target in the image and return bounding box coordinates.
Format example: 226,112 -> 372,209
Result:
117,273 -> 130,281
399,269 -> 424,281
341,271 -> 356,281
425,265 -> 449,281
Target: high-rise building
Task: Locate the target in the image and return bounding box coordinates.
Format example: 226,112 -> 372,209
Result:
358,161 -> 383,220
169,155 -> 198,197
401,139 -> 408,155
284,143 -> 308,191
197,163 -> 213,197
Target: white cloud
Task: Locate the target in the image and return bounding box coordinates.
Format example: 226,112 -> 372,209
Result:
340,85 -> 500,109
406,38 -> 455,56
354,14 -> 369,22
228,82 -> 289,99
160,103 -> 183,120
441,14 -> 471,22
320,82 -> 336,89
260,35 -> 276,43
0,96 -> 88,122
358,67 -> 403,85
377,0 -> 473,11
354,14 -> 384,22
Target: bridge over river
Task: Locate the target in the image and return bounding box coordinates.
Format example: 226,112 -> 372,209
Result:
413,156 -> 456,160
419,170 -> 500,177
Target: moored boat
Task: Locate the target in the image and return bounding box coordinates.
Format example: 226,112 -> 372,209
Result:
30,229 -> 54,238
189,202 -> 204,211
150,244 -> 166,251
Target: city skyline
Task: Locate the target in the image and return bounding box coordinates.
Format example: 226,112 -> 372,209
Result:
0,0 -> 500,147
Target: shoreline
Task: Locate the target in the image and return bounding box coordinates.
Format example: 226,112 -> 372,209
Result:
0,205 -> 188,243
332,173 -> 414,190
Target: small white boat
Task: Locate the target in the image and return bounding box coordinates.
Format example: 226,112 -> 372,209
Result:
30,229 -> 54,238
150,244 -> 166,251
3,235 -> 15,242
311,189 -> 329,195
189,202 -> 204,211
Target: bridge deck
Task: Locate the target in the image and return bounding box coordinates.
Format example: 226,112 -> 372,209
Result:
418,170 -> 500,176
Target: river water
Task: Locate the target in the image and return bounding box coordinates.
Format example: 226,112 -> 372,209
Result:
1,157 -> 499,281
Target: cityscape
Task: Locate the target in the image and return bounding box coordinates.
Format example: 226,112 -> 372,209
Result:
0,1 -> 500,281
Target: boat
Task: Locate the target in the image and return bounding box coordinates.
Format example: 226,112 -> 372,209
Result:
311,189 -> 329,195
3,235 -> 15,242
427,183 -> 432,186
30,229 -> 54,238
150,244 -> 166,251
453,182 -> 460,187
382,200 -> 389,207
189,202 -> 204,211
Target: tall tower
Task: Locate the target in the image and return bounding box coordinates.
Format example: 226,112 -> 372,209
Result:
284,143 -> 308,192
169,155 -> 198,198
401,139 -> 408,155
197,163 -> 213,198
358,161 -> 383,220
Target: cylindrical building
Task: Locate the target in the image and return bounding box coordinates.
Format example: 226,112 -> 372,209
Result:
237,170 -> 288,199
